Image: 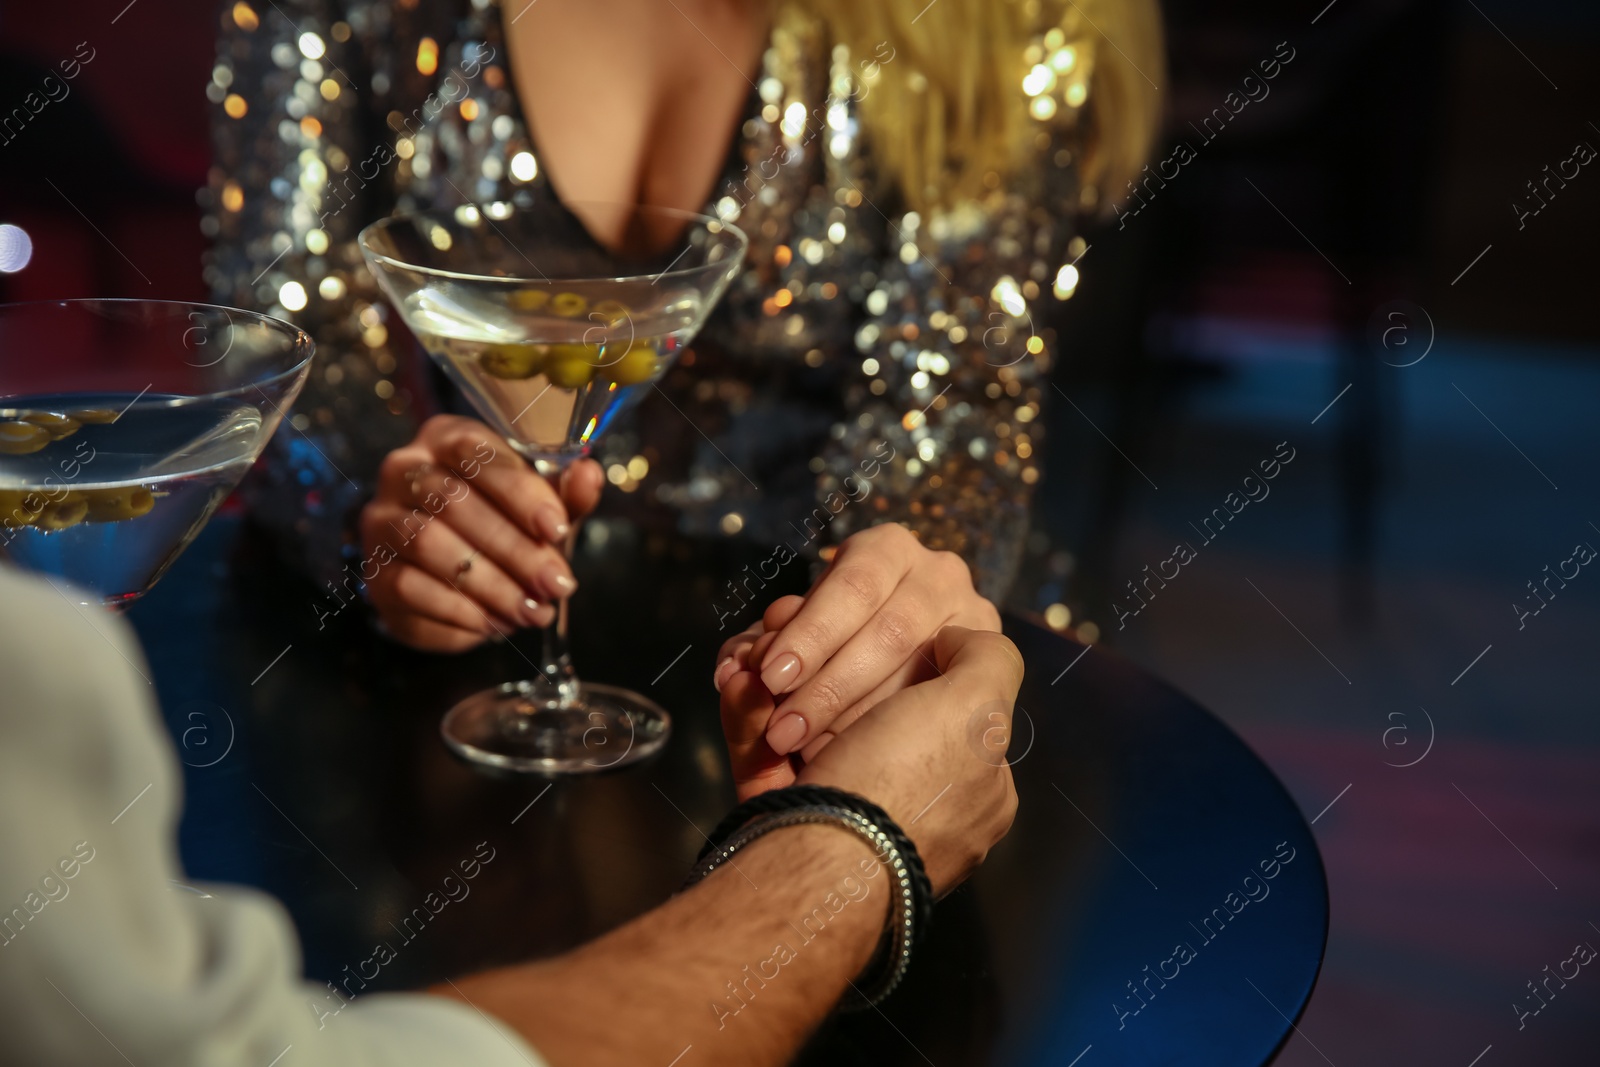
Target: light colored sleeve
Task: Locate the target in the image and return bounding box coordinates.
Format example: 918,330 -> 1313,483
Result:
0,566 -> 546,1067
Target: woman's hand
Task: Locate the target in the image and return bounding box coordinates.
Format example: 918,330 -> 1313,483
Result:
713,523 -> 1001,761
720,625 -> 1022,896
358,415 -> 604,652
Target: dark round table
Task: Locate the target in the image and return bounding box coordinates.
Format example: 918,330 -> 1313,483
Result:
129,514 -> 1326,1067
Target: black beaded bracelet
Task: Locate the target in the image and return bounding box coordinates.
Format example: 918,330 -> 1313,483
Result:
686,785 -> 933,1008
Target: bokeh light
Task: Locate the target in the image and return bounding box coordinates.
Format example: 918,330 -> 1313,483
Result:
0,224 -> 34,273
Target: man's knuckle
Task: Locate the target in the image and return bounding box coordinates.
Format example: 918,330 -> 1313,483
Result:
852,524 -> 887,545
934,549 -> 972,583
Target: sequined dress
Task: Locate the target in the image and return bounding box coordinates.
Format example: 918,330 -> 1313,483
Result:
206,0 -> 1099,602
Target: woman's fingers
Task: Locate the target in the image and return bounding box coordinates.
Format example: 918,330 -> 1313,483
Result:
713,636 -> 756,692
761,595 -> 807,633
715,596 -> 803,660
757,594 -> 807,667
366,562 -> 496,648
416,415 -> 572,542
746,630 -> 780,673
762,563 -> 953,753
720,671 -> 796,801
753,525 -> 916,697
716,618 -> 765,666
712,596 -> 808,692
377,416 -> 578,604
713,616 -> 765,692
759,546 -> 997,757
398,465 -> 576,605
383,503 -> 542,633
793,645 -> 940,763
363,417 -> 597,653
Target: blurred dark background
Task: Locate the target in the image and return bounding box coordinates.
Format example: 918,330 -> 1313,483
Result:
3,0 -> 1597,1063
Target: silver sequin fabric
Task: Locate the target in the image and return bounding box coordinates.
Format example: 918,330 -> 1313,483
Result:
205,0 -> 1096,599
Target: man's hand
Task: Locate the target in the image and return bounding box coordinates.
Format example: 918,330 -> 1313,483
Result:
359,415 -> 604,652
713,523 -> 1001,760
721,624 -> 1022,897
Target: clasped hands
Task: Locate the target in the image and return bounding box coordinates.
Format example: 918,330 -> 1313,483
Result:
715,523 -> 1019,896
362,420 -> 1020,893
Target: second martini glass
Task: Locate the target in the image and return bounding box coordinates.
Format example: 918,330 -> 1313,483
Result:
0,299 -> 311,607
360,203 -> 747,775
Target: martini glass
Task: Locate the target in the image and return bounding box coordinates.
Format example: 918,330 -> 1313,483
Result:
0,299 -> 312,608
360,202 -> 747,775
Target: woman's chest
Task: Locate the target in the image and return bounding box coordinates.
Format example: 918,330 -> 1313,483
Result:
498,0 -> 767,245
377,0 -> 882,351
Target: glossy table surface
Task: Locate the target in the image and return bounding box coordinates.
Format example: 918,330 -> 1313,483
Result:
128,514 -> 1327,1067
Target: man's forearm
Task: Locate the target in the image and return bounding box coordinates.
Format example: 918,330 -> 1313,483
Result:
437,824 -> 890,1066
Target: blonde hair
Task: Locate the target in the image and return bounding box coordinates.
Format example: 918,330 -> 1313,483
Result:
805,0 -> 1164,216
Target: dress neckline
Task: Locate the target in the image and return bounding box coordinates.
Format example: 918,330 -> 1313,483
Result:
489,1 -> 764,251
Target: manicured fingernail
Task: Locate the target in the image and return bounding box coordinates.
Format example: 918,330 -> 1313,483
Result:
766,713 -> 808,755
537,505 -> 570,542
761,652 -> 802,695
543,568 -> 577,598
521,597 -> 544,626
713,656 -> 738,692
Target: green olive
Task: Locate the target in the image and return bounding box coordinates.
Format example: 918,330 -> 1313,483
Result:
21,412 -> 82,440
0,421 -> 51,455
85,487 -> 156,523
67,408 -> 120,424
550,292 -> 588,318
544,355 -> 594,389
546,342 -> 604,367
602,344 -> 661,386
509,289 -> 550,312
479,342 -> 547,380
32,493 -> 89,531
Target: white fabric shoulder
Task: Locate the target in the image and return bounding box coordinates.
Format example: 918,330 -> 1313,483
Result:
0,565 -> 546,1067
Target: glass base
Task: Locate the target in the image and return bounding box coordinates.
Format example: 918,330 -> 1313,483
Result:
440,679 -> 670,776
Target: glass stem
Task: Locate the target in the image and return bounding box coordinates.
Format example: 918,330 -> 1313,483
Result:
538,524 -> 581,710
